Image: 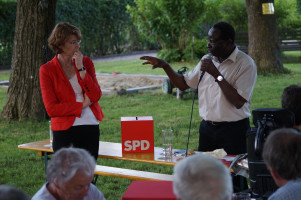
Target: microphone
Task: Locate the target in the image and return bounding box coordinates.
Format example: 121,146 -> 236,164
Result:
198,53 -> 213,84
205,53 -> 213,60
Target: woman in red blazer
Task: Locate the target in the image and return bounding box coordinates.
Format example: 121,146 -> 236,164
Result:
40,22 -> 104,160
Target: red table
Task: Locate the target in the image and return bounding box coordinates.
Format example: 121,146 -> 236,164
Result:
122,181 -> 177,200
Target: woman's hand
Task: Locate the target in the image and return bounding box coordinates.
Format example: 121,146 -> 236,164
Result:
72,51 -> 84,69
82,93 -> 92,108
140,56 -> 170,69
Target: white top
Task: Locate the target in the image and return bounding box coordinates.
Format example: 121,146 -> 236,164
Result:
31,183 -> 106,200
69,75 -> 98,126
184,47 -> 257,122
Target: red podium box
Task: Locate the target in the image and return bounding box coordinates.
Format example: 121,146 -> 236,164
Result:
122,181 -> 177,200
121,116 -> 154,153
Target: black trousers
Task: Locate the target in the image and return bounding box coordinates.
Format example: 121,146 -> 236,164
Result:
53,125 -> 100,161
198,118 -> 250,192
198,118 -> 250,155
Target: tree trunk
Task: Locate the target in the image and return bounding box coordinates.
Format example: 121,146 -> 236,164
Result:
1,0 -> 56,120
245,0 -> 283,73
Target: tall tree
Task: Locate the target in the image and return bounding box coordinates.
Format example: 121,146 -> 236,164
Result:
245,0 -> 283,73
1,0 -> 56,120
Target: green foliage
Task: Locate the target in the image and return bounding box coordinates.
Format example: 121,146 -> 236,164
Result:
193,38 -> 208,60
202,0 -> 301,33
56,0 -> 148,57
275,0 -> 301,30
0,0 -> 158,68
128,0 -> 205,62
200,0 -> 247,33
220,0 -> 247,31
0,1 -> 16,66
1,0 -> 301,68
157,48 -> 182,63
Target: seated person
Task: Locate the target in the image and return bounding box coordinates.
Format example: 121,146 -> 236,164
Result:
32,147 -> 106,200
281,84 -> 301,130
262,128 -> 301,200
0,185 -> 29,200
173,154 -> 233,200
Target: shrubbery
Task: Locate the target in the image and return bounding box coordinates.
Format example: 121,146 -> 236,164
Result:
0,1 -> 16,68
1,0 -> 300,67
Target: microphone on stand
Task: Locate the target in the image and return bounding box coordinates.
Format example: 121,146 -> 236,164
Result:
197,53 -> 213,85
185,53 -> 213,157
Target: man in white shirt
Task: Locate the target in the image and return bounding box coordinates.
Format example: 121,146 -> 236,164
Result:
141,21 -> 257,191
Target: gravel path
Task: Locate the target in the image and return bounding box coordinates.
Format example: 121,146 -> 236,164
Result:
92,50 -> 167,94
92,50 -> 158,63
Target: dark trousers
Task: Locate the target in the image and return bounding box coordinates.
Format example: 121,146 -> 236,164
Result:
198,118 -> 250,192
198,118 -> 250,155
53,125 -> 100,161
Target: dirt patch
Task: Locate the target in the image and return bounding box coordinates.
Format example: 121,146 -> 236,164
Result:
97,75 -> 164,92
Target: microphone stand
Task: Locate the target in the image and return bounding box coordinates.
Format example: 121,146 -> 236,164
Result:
185,71 -> 205,157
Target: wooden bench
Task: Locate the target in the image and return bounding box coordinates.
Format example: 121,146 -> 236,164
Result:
94,165 -> 173,181
236,30 -> 301,53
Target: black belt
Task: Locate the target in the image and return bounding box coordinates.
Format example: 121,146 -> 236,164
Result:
205,120 -> 230,126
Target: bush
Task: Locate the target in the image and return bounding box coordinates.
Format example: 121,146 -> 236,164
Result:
0,0 -> 158,69
0,1 -> 16,68
193,38 -> 208,60
128,0 -> 205,62
157,48 -> 183,63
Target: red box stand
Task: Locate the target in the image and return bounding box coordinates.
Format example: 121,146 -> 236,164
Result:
122,181 -> 177,200
121,116 -> 154,153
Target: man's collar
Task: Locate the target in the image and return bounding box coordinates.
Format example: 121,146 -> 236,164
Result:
213,46 -> 238,63
226,46 -> 238,62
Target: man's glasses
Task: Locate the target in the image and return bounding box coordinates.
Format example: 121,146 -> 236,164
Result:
70,40 -> 81,45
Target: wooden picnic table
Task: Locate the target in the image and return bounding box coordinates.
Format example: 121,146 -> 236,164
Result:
18,139 -> 237,181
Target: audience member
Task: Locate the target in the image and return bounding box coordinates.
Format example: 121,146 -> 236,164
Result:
281,84 -> 301,130
262,128 -> 301,200
32,147 -> 106,200
173,154 -> 233,200
0,185 -> 29,200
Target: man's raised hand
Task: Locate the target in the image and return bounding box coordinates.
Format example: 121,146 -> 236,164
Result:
140,56 -> 169,69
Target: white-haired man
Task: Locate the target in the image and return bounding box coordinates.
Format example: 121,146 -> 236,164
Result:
32,147 -> 106,200
173,154 -> 233,200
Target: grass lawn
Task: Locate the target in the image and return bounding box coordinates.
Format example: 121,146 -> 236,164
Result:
94,58 -> 195,75
0,58 -> 301,199
0,71 -> 10,82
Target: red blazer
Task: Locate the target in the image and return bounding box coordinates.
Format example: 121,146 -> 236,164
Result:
40,55 -> 104,131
